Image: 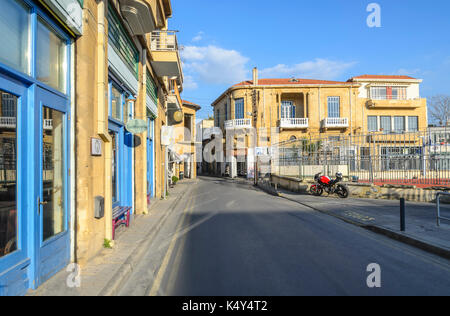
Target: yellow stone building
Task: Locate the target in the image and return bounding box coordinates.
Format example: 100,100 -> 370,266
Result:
75,0 -> 183,265
168,100 -> 200,182
211,68 -> 428,177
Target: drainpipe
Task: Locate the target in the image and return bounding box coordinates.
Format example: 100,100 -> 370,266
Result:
97,0 -> 113,242
97,0 -> 109,141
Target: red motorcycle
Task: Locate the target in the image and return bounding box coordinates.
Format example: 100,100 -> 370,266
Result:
310,172 -> 349,198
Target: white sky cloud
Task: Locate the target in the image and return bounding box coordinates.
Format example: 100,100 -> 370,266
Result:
259,58 -> 357,80
183,75 -> 199,90
391,68 -> 422,76
181,45 -> 250,85
192,31 -> 204,42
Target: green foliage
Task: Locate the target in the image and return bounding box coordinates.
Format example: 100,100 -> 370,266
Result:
103,239 -> 112,249
172,176 -> 179,184
301,137 -> 322,154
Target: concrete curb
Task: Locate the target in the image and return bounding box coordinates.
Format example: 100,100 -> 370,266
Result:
276,192 -> 450,261
256,181 -> 281,197
98,186 -> 191,296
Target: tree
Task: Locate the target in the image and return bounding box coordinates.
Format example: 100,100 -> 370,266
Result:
429,95 -> 450,126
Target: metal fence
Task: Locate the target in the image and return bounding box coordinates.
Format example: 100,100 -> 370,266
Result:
272,128 -> 450,187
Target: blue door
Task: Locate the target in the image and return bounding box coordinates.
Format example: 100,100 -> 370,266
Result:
108,80 -> 134,212
0,0 -> 72,295
0,73 -> 31,296
147,118 -> 154,200
35,87 -> 70,287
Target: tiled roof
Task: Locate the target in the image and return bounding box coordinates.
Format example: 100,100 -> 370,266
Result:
182,99 -> 201,110
234,78 -> 356,86
348,75 -> 417,81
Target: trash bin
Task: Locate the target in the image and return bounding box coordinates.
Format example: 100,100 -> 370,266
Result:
179,172 -> 184,180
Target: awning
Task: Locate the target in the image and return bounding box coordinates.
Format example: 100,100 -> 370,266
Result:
168,148 -> 182,163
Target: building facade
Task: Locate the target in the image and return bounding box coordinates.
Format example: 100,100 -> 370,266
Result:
168,100 -> 200,182
211,68 -> 428,178
0,0 -> 184,296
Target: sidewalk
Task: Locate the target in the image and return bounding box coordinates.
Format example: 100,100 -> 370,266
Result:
277,189 -> 450,259
28,181 -> 193,296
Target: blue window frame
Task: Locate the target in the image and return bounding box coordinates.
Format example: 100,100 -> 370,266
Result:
327,97 -> 340,118
235,98 -> 244,119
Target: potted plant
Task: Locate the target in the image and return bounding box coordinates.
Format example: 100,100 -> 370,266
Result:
172,176 -> 179,186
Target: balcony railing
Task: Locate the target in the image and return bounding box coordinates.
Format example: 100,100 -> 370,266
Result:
322,117 -> 349,128
225,119 -> 252,129
43,119 -> 53,130
0,117 -> 16,129
280,118 -> 309,129
150,31 -> 179,51
0,117 -> 52,129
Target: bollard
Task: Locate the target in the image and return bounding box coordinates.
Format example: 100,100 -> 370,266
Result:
400,198 -> 406,232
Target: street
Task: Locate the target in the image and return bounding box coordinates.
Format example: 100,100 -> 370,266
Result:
118,177 -> 450,296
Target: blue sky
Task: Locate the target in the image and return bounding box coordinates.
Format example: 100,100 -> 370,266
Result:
169,0 -> 450,120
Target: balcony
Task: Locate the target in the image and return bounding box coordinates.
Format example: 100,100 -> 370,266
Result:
150,31 -> 183,84
280,118 -> 309,129
0,118 -> 52,129
0,117 -> 16,129
366,98 -> 425,109
120,0 -> 155,35
321,117 -> 349,129
225,119 -> 252,130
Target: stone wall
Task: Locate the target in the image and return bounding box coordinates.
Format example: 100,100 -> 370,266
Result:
271,174 -> 450,203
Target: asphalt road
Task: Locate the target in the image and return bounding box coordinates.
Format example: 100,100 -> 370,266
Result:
118,177 -> 450,296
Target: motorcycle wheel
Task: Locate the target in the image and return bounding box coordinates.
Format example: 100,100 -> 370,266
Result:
310,185 -> 323,196
336,184 -> 349,199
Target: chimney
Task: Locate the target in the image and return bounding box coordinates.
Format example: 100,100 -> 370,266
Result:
252,67 -> 258,85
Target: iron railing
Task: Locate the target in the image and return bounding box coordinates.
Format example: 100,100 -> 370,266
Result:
150,31 -> 179,51
273,128 -> 450,187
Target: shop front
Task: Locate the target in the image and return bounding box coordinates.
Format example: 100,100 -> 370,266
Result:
0,0 -> 76,295
107,4 -> 139,214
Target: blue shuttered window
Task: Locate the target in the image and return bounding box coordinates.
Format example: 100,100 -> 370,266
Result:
225,102 -> 228,121
327,97 -> 340,118
281,101 -> 295,119
235,98 -> 244,119
380,116 -> 391,133
368,116 -> 378,132
408,116 -> 419,132
394,116 -> 405,133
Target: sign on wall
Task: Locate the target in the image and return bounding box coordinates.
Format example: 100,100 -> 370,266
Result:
126,119 -> 147,134
91,138 -> 102,156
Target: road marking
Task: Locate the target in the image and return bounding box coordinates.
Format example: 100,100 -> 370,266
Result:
148,190 -> 194,296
